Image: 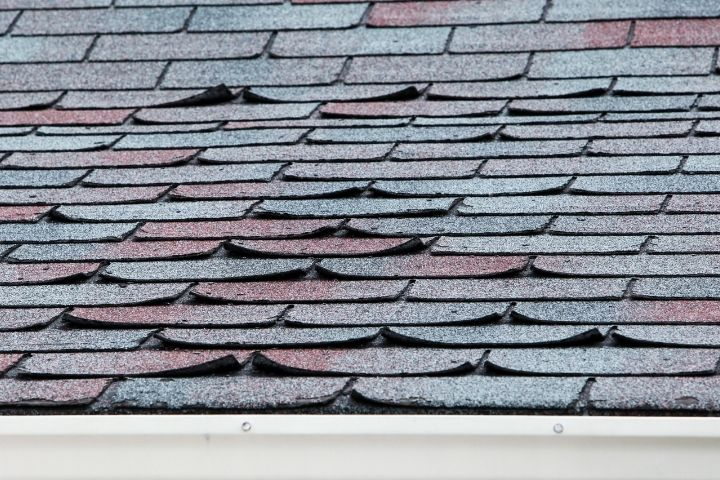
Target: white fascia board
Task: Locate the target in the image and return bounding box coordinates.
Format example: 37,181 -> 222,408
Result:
1,415 -> 720,480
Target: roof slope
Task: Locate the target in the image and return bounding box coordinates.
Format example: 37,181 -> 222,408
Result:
0,0 -> 719,415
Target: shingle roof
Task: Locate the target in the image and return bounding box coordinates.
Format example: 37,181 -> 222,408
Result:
0,0 -> 719,415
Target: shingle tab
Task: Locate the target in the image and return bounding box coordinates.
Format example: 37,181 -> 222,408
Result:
409,278 -> 628,301
54,201 -> 253,222
67,304 -> 282,328
0,36 -> 94,63
134,103 -> 317,123
256,348 -> 483,376
0,262 -> 100,285
273,27 -> 450,57
613,325 -> 720,347
99,377 -> 346,410
530,48 -> 713,78
193,280 -> 408,303
90,32 -> 270,61
386,325 -> 602,347
246,84 -> 424,103
103,258 -> 311,282
83,164 -> 280,186
487,348 -> 719,375
137,218 -> 340,240
171,181 -> 366,200
590,138 -> 720,155
434,235 -> 645,255
0,379 -> 110,408
0,63 -> 166,91
318,255 -> 527,279
256,198 -> 455,218
10,240 -> 217,263
429,79 -> 610,100
307,126 -> 496,144
0,135 -> 118,152
4,150 -> 196,169
373,178 -> 569,197
20,350 -> 248,378
368,0 -> 545,26
0,330 -> 150,353
572,175 -> 720,194
321,101 -> 505,118
0,284 -> 188,307
616,76 -> 720,95
287,160 -> 481,180
0,223 -> 136,243
0,309 -> 64,331
552,215 -> 720,235
354,376 -> 585,409
482,156 -> 681,176
548,0 -> 720,21
633,278 -> 720,299
158,327 -> 379,348
392,140 -> 585,159
163,58 -> 344,88
285,302 -> 506,327
226,237 -> 422,257
190,3 -> 365,31
15,7 -> 191,34
510,96 -> 695,114
591,377 -> 720,412
501,121 -> 692,139
451,22 -> 629,53
347,216 -> 550,236
200,144 -> 392,163
0,92 -> 62,111
648,235 -> 720,253
459,195 -> 663,215
114,129 -> 306,149
534,254 -> 720,277
347,54 -> 529,83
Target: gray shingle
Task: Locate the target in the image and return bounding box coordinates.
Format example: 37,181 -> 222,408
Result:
0,330 -> 151,353
416,114 -> 600,126
15,7 -> 191,34
429,79 -> 611,99
534,254 -> 720,277
245,84 -> 424,103
83,164 -> 281,186
171,181 -> 367,200
347,216 -> 550,236
0,135 -> 118,152
634,278 -> 720,299
648,235 -> 720,253
694,122 -> 720,136
98,377 -> 346,410
548,0 -> 720,21
54,201 -> 253,222
190,3 -> 365,31
0,63 -> 166,91
114,129 -> 306,149
273,27 -> 450,57
0,284 -> 188,307
482,156 -> 682,176
354,376 -> 585,410
552,215 -> 720,235
571,174 -> 720,194
409,278 -> 629,301
512,301 -> 682,325
347,54 -> 529,83
200,144 -> 392,163
57,89 -> 204,109
285,302 -> 506,327
487,348 -> 719,375
510,96 -> 696,114
284,160 -> 480,180
459,195 -> 663,215
590,138 -> 720,155
103,258 -> 312,282
307,126 -> 496,144
162,58 -> 344,88
65,304 -> 281,328
501,121 -> 692,139
391,140 -> 585,159
10,240 -> 213,263
0,309 -> 64,331
0,170 -> 86,188
433,235 -> 646,254
373,178 -> 569,197
0,223 -> 136,243
530,49 -> 713,78
134,103 -> 318,123
0,11 -> 16,33
90,32 -> 270,61
591,377 -> 720,411
35,124 -> 220,136
616,76 -> 720,95
256,198 -> 455,218
0,92 -> 61,110
158,327 -> 379,348
0,36 -> 93,63
614,325 -> 720,347
386,325 -> 603,347
255,348 -> 484,376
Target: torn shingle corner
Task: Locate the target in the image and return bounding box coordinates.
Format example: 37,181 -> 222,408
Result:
0,0 -> 719,417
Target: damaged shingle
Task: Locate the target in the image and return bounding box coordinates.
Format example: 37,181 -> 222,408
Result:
157,327 -> 380,348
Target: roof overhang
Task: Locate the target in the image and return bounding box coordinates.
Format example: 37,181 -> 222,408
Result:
1,415 -> 719,480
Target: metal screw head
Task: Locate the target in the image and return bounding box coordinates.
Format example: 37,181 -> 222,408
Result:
553,423 -> 564,434
241,421 -> 252,432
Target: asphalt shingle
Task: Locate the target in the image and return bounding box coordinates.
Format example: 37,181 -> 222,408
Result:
0,284 -> 189,307
0,379 -> 110,408
347,216 -> 550,236
158,327 -> 379,348
548,0 -> 720,21
226,237 -> 422,257
459,195 -> 664,215
0,309 -> 64,331
433,235 -> 646,255
591,377 -> 720,411
429,79 -> 610,99
136,219 -> 341,240
83,164 -> 280,186
372,178 -> 569,197
256,198 -> 455,218
53,201 -> 254,222
368,0 -> 546,26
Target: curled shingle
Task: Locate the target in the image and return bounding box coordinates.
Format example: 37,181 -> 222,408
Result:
157,327 -> 380,348
226,237 -> 423,257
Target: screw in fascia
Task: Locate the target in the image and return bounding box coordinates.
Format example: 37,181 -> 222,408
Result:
553,423 -> 564,434
241,421 -> 252,432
